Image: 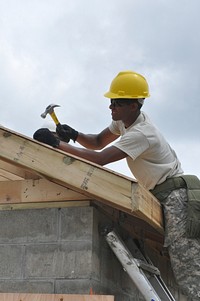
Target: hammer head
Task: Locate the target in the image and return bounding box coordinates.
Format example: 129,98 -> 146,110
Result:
41,104 -> 60,119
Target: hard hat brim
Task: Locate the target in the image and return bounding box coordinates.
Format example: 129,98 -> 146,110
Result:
104,91 -> 150,99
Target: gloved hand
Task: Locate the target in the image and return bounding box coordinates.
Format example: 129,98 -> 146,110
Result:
33,128 -> 60,147
56,123 -> 78,142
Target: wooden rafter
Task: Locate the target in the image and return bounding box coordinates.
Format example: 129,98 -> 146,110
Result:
0,126 -> 164,234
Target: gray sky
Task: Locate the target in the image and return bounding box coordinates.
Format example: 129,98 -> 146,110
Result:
0,0 -> 200,179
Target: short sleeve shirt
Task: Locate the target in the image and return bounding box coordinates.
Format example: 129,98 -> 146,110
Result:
109,112 -> 183,190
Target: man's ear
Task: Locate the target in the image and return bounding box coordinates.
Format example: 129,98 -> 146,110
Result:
130,102 -> 139,112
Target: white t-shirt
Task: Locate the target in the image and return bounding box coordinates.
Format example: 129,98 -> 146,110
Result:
109,112 -> 183,190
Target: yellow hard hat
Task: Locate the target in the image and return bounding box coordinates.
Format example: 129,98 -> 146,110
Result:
104,70 -> 150,99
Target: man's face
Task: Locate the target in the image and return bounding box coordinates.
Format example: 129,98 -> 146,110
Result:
109,99 -> 135,121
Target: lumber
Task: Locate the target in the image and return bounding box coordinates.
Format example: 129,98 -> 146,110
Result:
0,293 -> 114,301
0,160 -> 39,180
0,179 -> 90,204
0,126 -> 163,233
0,200 -> 91,211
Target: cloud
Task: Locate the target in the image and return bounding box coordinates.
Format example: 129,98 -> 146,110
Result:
0,0 -> 200,178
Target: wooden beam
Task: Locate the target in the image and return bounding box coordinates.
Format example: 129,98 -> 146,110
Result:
0,160 -> 39,180
0,200 -> 91,211
131,183 -> 163,230
0,179 -> 91,204
0,127 -> 163,233
0,293 -> 114,301
0,168 -> 24,180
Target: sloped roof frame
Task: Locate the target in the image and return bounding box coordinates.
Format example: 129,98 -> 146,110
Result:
0,126 -> 164,238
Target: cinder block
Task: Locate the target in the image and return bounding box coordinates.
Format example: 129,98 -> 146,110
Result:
91,208 -> 110,252
55,279 -> 103,295
100,245 -> 121,287
24,242 -> 95,279
25,209 -> 58,243
0,245 -> 23,278
55,279 -> 135,301
60,207 -> 93,241
0,280 -> 53,293
0,206 -> 182,300
0,209 -> 58,243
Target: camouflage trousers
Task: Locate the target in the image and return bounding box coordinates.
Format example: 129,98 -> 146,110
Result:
161,188 -> 200,299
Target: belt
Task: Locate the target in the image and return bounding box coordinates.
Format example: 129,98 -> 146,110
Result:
151,176 -> 186,196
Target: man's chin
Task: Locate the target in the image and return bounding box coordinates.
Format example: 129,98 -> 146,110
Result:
112,115 -> 120,121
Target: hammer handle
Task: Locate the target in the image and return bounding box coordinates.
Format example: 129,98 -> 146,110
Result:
50,111 -> 60,126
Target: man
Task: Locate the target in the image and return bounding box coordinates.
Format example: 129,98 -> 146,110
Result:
34,70 -> 200,299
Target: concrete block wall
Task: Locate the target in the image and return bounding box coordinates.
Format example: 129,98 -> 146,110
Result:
0,206 -> 189,300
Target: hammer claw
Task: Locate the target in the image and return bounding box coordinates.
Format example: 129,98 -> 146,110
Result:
40,103 -> 61,126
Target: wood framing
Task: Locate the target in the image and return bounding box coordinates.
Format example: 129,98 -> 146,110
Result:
0,126 -> 164,233
0,293 -> 114,301
0,160 -> 39,180
0,179 -> 90,204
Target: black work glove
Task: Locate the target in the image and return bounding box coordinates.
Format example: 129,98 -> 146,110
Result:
33,128 -> 60,147
56,123 -> 78,143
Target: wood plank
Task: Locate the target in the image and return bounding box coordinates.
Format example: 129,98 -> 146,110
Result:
0,168 -> 24,180
0,200 -> 91,211
0,293 -> 114,301
0,179 -> 91,204
0,160 -> 39,180
131,183 -> 163,229
0,126 -> 163,233
0,175 -> 8,181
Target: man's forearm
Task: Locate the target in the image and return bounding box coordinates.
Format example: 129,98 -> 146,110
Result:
76,133 -> 103,150
76,127 -> 118,150
57,140 -> 103,164
57,141 -> 127,166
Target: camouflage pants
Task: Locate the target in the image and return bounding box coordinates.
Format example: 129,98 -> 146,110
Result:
161,188 -> 200,299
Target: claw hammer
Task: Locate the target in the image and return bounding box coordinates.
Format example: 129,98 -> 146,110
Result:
41,104 -> 61,127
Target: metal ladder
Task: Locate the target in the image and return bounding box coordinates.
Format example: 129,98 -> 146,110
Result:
100,226 -> 176,301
